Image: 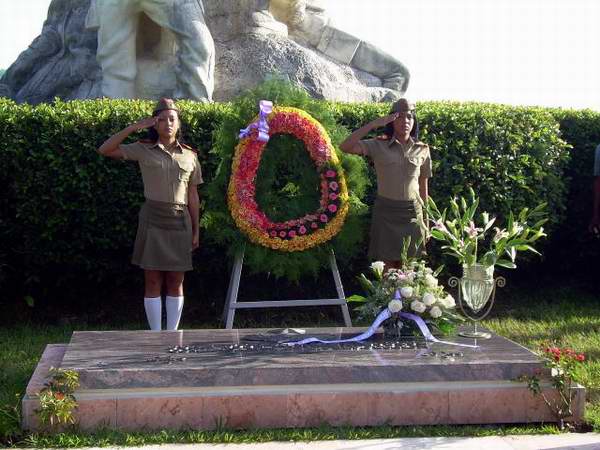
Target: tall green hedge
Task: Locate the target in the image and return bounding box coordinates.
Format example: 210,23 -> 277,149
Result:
546,108 -> 600,276
0,96 -> 597,312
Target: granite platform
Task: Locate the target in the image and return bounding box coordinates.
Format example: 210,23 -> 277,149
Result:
22,327 -> 586,431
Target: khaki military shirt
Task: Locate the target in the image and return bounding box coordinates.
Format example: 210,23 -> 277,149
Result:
120,140 -> 203,205
359,137 -> 432,201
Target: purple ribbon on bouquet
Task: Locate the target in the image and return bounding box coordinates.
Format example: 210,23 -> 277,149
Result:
284,291 -> 478,348
282,308 -> 393,346
398,311 -> 477,348
238,100 -> 273,143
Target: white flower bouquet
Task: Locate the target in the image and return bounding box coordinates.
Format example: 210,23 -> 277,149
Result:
348,260 -> 463,334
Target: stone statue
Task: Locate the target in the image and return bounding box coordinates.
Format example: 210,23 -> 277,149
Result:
85,0 -> 215,102
0,0 -> 101,104
269,0 -> 409,94
0,0 -> 410,104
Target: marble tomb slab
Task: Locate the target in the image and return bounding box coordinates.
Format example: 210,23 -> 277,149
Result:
23,328 -> 586,431
60,327 -> 546,389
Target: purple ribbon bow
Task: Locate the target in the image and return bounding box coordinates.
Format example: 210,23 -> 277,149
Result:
239,100 -> 273,143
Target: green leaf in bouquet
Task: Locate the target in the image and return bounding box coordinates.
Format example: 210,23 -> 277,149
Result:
450,198 -> 460,216
496,259 -> 517,269
529,228 -> 546,241
430,229 -> 447,240
480,251 -> 497,266
357,273 -> 375,294
483,216 -> 496,232
433,265 -> 445,277
518,207 -> 530,222
465,196 -> 479,221
346,294 -> 367,303
460,196 -> 468,215
515,244 -> 541,254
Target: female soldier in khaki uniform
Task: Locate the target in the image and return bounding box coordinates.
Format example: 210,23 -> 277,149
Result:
340,99 -> 431,268
98,98 -> 202,330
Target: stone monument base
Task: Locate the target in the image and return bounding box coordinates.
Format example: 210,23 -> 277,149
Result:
22,328 -> 585,431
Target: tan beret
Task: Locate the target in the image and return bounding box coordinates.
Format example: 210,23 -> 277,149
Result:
153,98 -> 179,114
391,98 -> 416,113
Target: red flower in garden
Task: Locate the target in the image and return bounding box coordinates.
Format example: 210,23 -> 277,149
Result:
544,345 -> 586,364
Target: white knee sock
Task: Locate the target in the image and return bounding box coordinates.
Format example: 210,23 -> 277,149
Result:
166,296 -> 184,330
144,297 -> 162,331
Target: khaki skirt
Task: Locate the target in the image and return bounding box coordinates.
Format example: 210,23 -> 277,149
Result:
368,196 -> 425,261
132,200 -> 193,272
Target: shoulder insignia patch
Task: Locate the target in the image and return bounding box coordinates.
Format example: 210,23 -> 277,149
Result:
180,142 -> 198,153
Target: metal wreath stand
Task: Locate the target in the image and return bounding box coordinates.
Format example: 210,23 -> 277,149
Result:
221,245 -> 352,329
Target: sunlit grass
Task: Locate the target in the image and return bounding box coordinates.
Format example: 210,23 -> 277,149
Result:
20,423 -> 560,448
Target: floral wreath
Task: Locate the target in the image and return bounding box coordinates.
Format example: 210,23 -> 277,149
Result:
227,101 -> 350,252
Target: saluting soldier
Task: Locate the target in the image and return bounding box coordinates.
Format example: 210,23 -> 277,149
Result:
340,99 -> 432,268
98,98 -> 202,330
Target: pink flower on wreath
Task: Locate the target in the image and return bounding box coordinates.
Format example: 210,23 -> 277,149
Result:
279,231 -> 286,238
329,193 -> 338,201
299,226 -> 307,235
328,204 -> 338,213
329,181 -> 339,191
325,170 -> 337,178
288,230 -> 297,238
270,230 -> 277,237
320,214 -> 328,223
311,222 -> 319,229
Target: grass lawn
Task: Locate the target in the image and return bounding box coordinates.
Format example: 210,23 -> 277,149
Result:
1,284 -> 598,447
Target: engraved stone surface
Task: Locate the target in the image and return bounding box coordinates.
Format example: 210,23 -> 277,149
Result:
60,327 -> 546,390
